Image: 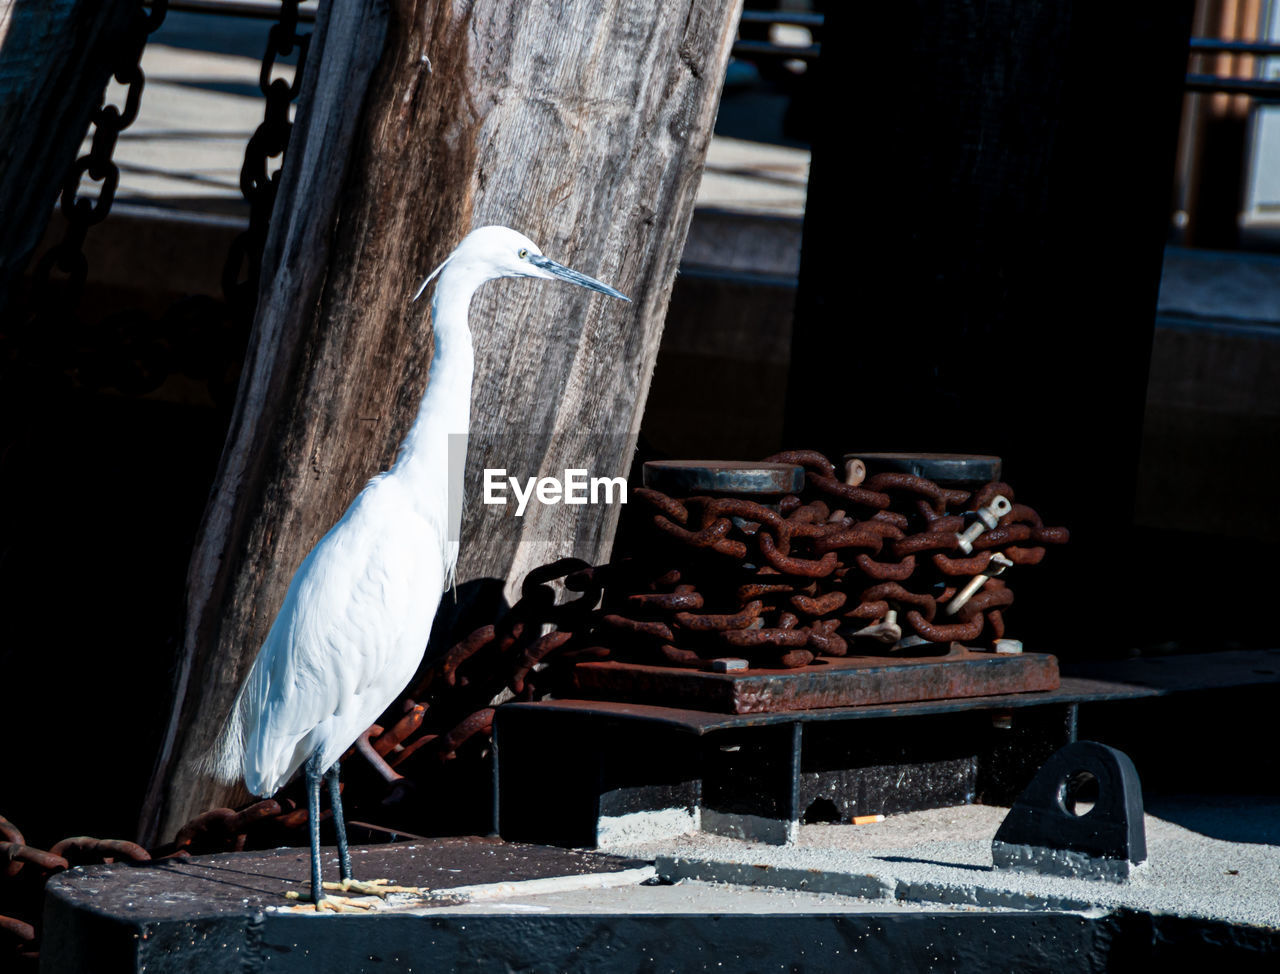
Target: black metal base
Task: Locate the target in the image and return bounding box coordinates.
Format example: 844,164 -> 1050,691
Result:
495,696 -> 1075,847
993,740 -> 1147,880
496,649 -> 1280,848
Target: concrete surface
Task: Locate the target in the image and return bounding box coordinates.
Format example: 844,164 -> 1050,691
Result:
599,797 -> 1280,930
697,136 -> 809,215
42,829 -> 1280,973
42,838 -> 1114,974
385,877 -> 989,918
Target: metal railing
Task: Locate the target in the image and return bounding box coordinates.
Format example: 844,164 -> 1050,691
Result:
146,0 -> 316,20
144,3 -> 1280,99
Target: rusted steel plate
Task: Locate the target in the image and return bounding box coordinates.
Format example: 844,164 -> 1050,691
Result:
572,651 -> 1060,715
642,460 -> 805,496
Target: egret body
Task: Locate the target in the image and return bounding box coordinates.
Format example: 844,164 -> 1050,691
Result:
213,226 -> 627,906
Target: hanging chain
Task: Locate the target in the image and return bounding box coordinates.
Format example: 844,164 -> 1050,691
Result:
31,1 -> 169,309
222,0 -> 311,319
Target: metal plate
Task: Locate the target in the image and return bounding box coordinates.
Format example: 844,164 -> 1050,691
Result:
847,452 -> 1002,485
642,460 -> 805,496
501,648 -> 1280,734
43,838 -> 647,920
572,651 -> 1059,715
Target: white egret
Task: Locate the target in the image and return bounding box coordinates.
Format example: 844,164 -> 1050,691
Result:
212,226 -> 628,907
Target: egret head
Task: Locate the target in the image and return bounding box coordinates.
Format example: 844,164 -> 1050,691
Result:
413,225 -> 629,303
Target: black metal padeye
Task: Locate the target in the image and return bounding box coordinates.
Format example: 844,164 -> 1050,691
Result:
992,740 -> 1146,881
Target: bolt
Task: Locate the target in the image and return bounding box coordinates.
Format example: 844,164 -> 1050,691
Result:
955,495 -> 1012,554
852,608 -> 901,644
994,638 -> 1024,655
945,552 -> 1013,615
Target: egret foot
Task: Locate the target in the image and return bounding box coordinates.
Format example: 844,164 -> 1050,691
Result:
284,890 -> 375,913
282,878 -> 430,910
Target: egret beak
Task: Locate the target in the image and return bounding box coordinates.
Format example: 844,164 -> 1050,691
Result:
530,255 -> 630,302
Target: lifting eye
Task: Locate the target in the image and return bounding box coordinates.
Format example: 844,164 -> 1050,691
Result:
518,248 -> 529,259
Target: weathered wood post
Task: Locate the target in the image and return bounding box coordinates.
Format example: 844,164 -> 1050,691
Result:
0,0 -> 136,306
143,0 -> 743,843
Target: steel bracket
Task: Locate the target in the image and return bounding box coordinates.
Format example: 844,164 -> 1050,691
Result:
992,740 -> 1146,881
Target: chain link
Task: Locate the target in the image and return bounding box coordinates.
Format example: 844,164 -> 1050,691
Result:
26,0 -> 309,342
31,1 -> 169,307
602,451 -> 1068,664
222,0 -> 310,318
1,449 -> 1068,965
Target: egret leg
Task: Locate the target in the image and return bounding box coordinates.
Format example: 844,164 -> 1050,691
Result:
325,760 -> 352,882
305,749 -> 324,906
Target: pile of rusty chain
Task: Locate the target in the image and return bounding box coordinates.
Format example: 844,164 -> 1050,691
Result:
1,813 -> 152,965
320,449 -> 1068,779
602,449 -> 1069,668
1,452 -> 1066,962
345,557 -> 610,793
134,562 -> 607,856
232,450 -> 1068,821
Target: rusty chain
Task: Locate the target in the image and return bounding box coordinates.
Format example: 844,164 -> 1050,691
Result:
30,1 -> 169,309
596,449 -> 1068,668
2,452 -> 1066,965
316,450 -> 1069,806
315,450 -> 1069,801
1,813 -> 154,964
222,0 -> 310,317
3,8 -> 317,964
16,0 -> 309,401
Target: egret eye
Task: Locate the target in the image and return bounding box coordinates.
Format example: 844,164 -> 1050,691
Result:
518,248 -> 529,259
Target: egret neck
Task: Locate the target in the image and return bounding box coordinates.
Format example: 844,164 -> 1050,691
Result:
390,261 -> 479,540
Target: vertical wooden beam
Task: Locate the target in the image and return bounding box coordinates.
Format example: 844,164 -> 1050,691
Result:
0,0 -> 135,304
145,0 -> 743,843
786,2 -> 1195,647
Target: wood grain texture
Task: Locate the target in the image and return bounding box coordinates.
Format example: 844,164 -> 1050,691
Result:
146,0 -> 742,842
139,0 -> 391,844
0,0 -> 135,302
